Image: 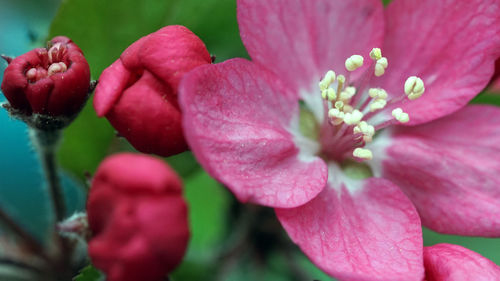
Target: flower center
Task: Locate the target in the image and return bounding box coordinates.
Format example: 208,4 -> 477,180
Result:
314,48 -> 425,162
26,43 -> 69,83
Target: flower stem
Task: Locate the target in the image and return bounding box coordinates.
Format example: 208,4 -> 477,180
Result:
29,128 -> 75,280
29,128 -> 66,222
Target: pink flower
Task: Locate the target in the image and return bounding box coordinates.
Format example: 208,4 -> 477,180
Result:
1,36 -> 90,117
87,153 -> 189,281
94,25 -> 211,157
424,244 -> 500,281
179,0 -> 500,280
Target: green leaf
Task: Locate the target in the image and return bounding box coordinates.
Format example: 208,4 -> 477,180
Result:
183,169 -> 231,253
57,104 -> 114,181
73,265 -> 103,281
170,170 -> 231,280
471,92 -> 500,106
423,228 -> 500,265
166,152 -> 201,178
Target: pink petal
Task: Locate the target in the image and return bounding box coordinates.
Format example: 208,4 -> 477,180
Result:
179,58 -> 327,208
276,177 -> 424,280
237,0 -> 384,95
377,0 -> 500,125
378,105 -> 500,236
424,244 -> 500,281
105,71 -> 187,156
139,25 -> 212,93
94,60 -> 134,117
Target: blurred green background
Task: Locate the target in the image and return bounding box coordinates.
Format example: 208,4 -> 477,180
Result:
0,0 -> 499,280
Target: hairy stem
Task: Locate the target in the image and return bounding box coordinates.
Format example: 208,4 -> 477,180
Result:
29,128 -> 74,280
29,129 -> 66,222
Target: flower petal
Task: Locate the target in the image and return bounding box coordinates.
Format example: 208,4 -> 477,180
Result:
276,173 -> 424,280
94,59 -> 134,117
377,0 -> 500,125
105,71 -> 187,156
424,244 -> 500,281
179,58 -> 327,208
237,0 -> 384,95
373,105 -> 500,236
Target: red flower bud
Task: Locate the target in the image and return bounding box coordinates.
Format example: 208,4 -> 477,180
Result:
94,25 -> 211,157
87,153 -> 189,281
1,36 -> 90,117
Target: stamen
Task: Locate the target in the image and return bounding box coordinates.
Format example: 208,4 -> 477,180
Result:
339,86 -> 356,101
353,148 -> 373,160
327,88 -> 336,101
369,99 -> 387,112
336,75 -> 346,95
353,121 -> 375,142
374,57 -> 388,77
335,101 -> 344,110
369,48 -> 382,61
345,55 -> 364,71
404,76 -> 425,100
392,108 -> 410,123
343,109 -> 363,125
328,108 -> 345,125
48,62 -> 67,76
26,68 -> 37,80
368,88 -> 388,99
319,70 -> 336,91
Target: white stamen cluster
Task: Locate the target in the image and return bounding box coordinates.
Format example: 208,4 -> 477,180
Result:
318,48 -> 425,162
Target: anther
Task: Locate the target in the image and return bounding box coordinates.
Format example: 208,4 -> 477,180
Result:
368,88 -> 388,99
339,86 -> 356,101
392,108 -> 410,123
319,70 -> 336,91
335,101 -> 344,110
336,75 -> 346,94
369,48 -> 382,61
374,57 -> 388,77
353,147 -> 373,160
26,68 -> 37,80
327,88 -> 336,101
345,55 -> 364,71
48,62 -> 67,76
353,121 -> 375,142
343,104 -> 354,113
370,99 -> 387,112
404,76 -> 425,100
343,109 -> 363,125
328,108 -> 345,125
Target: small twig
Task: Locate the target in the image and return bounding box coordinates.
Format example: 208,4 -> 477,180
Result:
0,207 -> 47,260
0,257 -> 44,275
